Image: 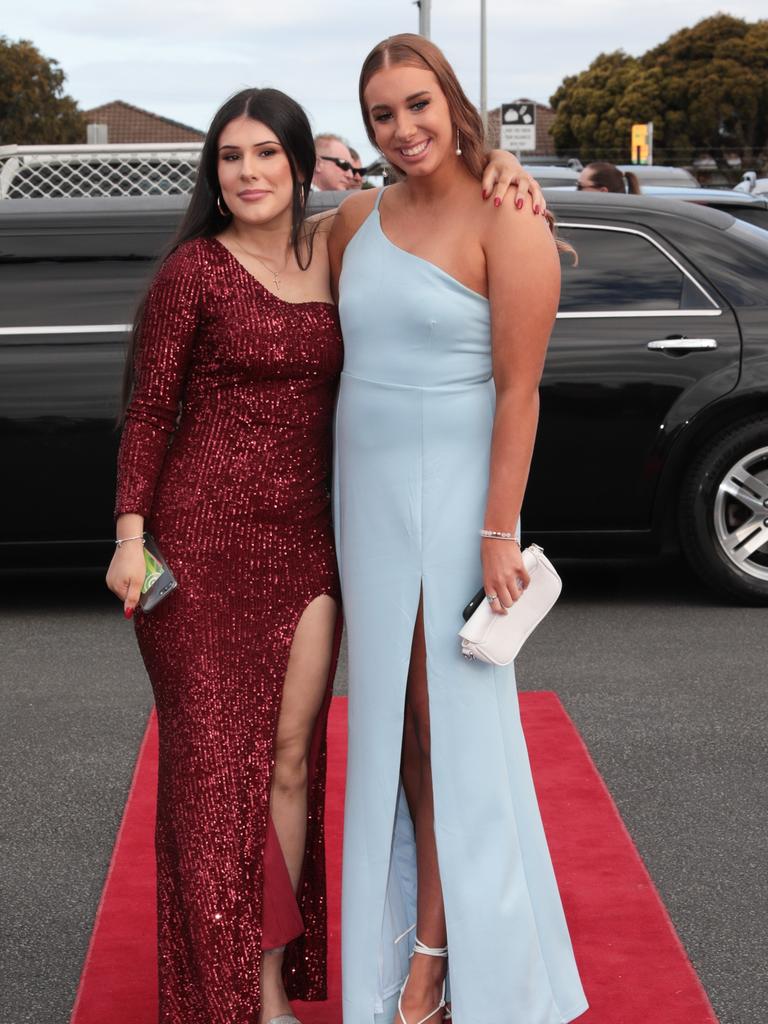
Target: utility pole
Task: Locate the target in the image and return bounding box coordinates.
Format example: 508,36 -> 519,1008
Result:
417,0 -> 431,38
480,0 -> 488,135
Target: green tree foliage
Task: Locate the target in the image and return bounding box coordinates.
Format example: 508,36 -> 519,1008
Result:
550,15 -> 768,162
0,37 -> 85,145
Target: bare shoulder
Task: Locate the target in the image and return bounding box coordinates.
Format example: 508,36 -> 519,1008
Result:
306,208 -> 337,232
304,210 -> 336,260
481,193 -> 557,253
330,187 -> 381,249
339,186 -> 381,222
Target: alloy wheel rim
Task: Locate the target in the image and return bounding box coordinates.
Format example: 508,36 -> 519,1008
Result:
713,444 -> 768,582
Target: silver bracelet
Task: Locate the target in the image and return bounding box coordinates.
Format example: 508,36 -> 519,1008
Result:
479,529 -> 519,543
115,534 -> 145,548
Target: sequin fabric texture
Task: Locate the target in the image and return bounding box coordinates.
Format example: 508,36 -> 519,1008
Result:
115,237 -> 343,1023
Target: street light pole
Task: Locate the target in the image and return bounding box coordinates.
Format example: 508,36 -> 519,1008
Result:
418,0 -> 431,38
480,0 -> 488,136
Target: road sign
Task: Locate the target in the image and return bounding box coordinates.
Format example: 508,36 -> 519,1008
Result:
631,122 -> 653,165
501,102 -> 536,152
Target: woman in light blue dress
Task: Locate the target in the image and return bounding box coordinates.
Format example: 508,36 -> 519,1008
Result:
329,34 -> 589,1024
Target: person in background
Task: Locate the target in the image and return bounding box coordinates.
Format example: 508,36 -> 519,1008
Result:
577,160 -> 641,193
347,146 -> 365,189
313,133 -> 357,190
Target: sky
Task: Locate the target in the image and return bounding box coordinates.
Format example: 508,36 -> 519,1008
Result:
4,0 -> 766,163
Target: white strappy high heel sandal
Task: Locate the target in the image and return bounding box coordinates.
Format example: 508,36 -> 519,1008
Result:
397,936 -> 448,1024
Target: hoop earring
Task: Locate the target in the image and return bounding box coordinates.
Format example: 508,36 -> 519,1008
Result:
216,193 -> 229,217
455,128 -> 462,156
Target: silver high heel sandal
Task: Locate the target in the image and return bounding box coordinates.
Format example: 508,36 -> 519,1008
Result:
397,936 -> 448,1024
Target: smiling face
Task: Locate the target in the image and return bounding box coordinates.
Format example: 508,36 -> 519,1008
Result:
217,115 -> 297,225
363,64 -> 455,177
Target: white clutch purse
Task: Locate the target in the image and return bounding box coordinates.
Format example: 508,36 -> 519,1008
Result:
458,544 -> 561,665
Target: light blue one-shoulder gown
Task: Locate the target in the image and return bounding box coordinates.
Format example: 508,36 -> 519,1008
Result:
333,189 -> 588,1024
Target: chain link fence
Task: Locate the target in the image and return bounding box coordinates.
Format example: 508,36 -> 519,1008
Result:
0,144 -> 203,199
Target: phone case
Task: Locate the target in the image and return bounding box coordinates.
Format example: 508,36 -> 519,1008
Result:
139,533 -> 178,612
462,586 -> 486,622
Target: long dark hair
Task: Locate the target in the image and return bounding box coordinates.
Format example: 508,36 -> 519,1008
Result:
584,161 -> 642,194
120,87 -> 316,418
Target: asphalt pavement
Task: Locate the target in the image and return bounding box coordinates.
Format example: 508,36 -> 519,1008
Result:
1,557 -> 766,1024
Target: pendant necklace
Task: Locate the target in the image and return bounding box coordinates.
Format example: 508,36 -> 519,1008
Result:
232,238 -> 289,292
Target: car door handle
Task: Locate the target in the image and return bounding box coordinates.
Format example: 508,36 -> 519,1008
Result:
647,338 -> 718,351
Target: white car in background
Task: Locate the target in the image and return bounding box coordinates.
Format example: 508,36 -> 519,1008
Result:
734,171 -> 768,196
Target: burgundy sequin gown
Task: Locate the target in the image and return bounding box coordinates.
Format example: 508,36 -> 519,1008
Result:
115,237 -> 343,1024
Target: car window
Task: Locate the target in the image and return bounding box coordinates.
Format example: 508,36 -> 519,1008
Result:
722,207 -> 768,232
557,226 -> 714,312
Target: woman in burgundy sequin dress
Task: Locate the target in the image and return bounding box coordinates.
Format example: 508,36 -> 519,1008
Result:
106,89 -> 342,1024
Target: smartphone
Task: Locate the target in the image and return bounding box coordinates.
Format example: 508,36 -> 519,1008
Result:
462,586 -> 486,622
139,533 -> 178,613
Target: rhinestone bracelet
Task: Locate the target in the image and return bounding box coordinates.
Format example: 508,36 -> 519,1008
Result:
479,529 -> 519,543
115,534 -> 145,548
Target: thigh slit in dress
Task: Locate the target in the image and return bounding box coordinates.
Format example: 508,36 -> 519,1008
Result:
115,238 -> 343,1024
334,191 -> 589,1024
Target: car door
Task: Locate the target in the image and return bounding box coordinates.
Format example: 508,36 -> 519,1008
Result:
0,255 -> 153,546
525,220 -> 742,532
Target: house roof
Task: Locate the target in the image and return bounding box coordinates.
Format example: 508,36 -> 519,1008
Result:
83,100 -> 205,144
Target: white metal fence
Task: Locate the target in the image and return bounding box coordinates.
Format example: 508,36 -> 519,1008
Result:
0,144 -> 203,199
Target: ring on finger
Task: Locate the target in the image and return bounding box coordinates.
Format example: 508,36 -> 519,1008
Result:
486,594 -> 499,603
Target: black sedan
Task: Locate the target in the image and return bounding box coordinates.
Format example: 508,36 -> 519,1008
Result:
1,192 -> 767,602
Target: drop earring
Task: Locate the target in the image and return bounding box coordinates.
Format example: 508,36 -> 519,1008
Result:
455,128 -> 462,156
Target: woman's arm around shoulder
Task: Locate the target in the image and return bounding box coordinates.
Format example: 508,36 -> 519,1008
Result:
327,188 -> 382,301
483,199 -> 560,384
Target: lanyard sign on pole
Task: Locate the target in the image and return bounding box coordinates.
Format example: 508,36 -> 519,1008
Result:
631,123 -> 653,165
500,102 -> 536,153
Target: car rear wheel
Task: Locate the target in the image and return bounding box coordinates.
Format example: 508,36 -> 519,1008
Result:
679,417 -> 768,604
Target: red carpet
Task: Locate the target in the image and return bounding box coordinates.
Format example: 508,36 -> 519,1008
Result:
71,693 -> 718,1024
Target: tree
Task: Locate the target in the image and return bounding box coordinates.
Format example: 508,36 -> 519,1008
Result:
549,51 -> 649,160
549,15 -> 768,164
0,37 -> 85,145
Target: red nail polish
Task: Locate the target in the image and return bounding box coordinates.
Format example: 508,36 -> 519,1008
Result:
534,204 -> 540,214
515,198 -> 523,210
494,197 -> 501,208
124,606 -> 134,620
482,188 -> 488,200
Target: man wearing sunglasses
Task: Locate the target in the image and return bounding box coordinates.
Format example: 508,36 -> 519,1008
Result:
313,133 -> 362,191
